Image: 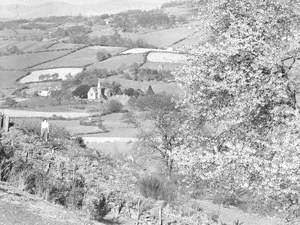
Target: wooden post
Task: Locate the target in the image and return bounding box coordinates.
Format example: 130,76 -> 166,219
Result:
0,113 -> 3,130
3,114 -> 9,132
136,198 -> 141,225
158,206 -> 163,225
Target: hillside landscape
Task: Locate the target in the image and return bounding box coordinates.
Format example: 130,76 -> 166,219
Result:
0,0 -> 299,225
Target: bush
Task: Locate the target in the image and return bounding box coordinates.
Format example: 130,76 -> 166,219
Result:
130,93 -> 176,112
96,51 -> 111,61
84,193 -> 112,221
103,99 -> 123,114
4,97 -> 17,107
138,175 -> 176,202
72,85 -> 91,99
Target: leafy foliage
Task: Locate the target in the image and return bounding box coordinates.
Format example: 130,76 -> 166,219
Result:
175,0 -> 300,219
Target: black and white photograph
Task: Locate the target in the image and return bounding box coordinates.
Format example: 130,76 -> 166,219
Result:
0,0 -> 299,224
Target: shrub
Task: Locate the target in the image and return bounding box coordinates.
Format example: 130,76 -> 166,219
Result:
3,97 -> 17,107
103,99 -> 123,114
138,175 -> 176,202
84,193 -> 112,221
96,51 -> 111,61
72,85 -> 91,99
130,93 -> 176,112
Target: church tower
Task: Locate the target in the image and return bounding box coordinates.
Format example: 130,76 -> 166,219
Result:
97,78 -> 101,99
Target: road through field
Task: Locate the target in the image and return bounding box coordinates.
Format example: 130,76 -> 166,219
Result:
0,109 -> 89,118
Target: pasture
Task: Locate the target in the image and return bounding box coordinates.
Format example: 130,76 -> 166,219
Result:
121,26 -> 195,48
47,42 -> 85,50
171,29 -> 213,49
0,40 -> 56,52
87,53 -> 145,71
0,70 -> 27,95
120,48 -> 169,54
89,25 -> 115,37
0,50 -> 72,70
32,46 -> 126,69
19,67 -> 83,83
147,52 -> 188,63
140,61 -> 182,71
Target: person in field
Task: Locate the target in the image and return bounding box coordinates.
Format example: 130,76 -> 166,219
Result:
40,119 -> 50,142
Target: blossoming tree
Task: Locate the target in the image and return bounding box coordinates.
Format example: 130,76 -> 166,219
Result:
175,0 -> 300,219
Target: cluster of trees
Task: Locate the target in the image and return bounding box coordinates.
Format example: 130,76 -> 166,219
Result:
0,45 -> 23,56
88,32 -> 154,48
110,9 -> 179,32
135,0 -> 300,221
0,19 -> 28,30
125,67 -> 174,82
52,25 -> 91,39
66,31 -> 154,48
69,69 -> 115,86
20,22 -> 56,30
96,50 -> 111,61
38,73 -> 59,81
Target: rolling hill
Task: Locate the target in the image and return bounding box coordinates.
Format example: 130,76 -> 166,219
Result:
0,0 -> 173,19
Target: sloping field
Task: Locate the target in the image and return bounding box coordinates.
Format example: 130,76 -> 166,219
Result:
32,46 -> 126,69
87,53 -> 145,71
147,52 -> 188,63
0,50 -> 72,70
141,61 -> 182,71
121,26 -> 195,48
163,5 -> 193,17
0,70 -> 27,94
89,25 -> 115,37
19,67 -> 83,83
0,40 -> 56,52
99,75 -> 183,95
47,42 -> 86,50
171,29 -> 212,49
120,48 -> 168,54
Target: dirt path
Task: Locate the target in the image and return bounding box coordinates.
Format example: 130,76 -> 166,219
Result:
0,109 -> 89,118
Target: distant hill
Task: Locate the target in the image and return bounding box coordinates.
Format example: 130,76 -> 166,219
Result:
0,0 -> 173,19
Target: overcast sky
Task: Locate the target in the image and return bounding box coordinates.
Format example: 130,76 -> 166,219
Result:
0,0 -> 171,6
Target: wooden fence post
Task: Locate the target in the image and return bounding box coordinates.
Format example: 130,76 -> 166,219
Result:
3,115 -> 9,132
0,113 -> 3,130
158,205 -> 163,225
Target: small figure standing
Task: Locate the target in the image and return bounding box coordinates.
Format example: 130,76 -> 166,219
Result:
41,119 -> 50,142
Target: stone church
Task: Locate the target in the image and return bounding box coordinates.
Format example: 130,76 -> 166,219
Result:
87,79 -> 112,100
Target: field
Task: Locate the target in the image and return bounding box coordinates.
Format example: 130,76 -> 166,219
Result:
0,50 -> 72,70
147,52 -> 188,63
121,26 -> 196,48
171,29 -> 213,49
19,67 -> 83,83
99,75 -> 183,95
0,40 -> 56,52
120,48 -> 168,54
140,61 -> 183,71
0,70 -> 27,95
87,53 -> 145,71
163,5 -> 194,18
32,46 -> 126,69
89,25 -> 115,37
47,42 -> 85,50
